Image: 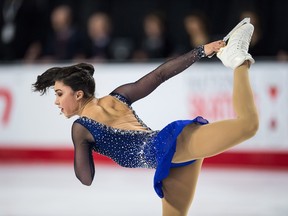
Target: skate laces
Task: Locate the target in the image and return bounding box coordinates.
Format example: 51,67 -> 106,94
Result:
229,24 -> 253,55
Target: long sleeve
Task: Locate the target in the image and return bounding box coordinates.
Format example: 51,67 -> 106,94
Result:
71,122 -> 95,185
111,46 -> 206,104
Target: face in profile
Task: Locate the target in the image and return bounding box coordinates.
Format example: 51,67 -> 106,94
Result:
54,81 -> 81,118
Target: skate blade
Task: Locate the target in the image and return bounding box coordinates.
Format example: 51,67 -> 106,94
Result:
223,17 -> 250,42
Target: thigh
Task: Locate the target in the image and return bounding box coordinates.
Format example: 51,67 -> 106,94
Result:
162,159 -> 203,216
172,119 -> 252,163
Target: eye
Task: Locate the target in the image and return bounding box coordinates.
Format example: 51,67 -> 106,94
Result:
55,92 -> 62,97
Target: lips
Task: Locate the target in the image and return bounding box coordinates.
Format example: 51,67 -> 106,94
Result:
58,107 -> 63,113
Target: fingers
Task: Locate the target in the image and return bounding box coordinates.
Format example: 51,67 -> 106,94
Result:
217,40 -> 225,45
204,40 -> 226,57
214,40 -> 226,52
206,40 -> 226,58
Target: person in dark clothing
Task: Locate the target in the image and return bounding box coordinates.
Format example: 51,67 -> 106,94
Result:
0,0 -> 47,62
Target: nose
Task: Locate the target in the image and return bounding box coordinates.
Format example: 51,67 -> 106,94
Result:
54,98 -> 59,105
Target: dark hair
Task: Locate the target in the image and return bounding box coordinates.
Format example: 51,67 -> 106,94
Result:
32,63 -> 95,98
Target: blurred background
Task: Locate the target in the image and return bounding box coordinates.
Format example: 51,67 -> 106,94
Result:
0,0 -> 288,63
0,0 -> 288,215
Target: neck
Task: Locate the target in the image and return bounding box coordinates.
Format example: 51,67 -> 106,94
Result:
79,97 -> 97,116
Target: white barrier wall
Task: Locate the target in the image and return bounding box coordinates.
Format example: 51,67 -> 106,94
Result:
0,62 -> 288,151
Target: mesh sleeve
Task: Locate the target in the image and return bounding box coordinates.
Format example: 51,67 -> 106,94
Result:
111,46 -> 206,104
71,122 -> 95,185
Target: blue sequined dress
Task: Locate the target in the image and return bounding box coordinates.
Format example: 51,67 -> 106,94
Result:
75,93 -> 208,198
72,45 -> 208,198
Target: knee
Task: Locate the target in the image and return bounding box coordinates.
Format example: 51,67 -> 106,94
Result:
249,112 -> 259,136
241,112 -> 259,139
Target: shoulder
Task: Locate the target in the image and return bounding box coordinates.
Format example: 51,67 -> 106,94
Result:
71,119 -> 95,143
109,92 -> 131,105
99,94 -> 131,110
72,118 -> 87,129
71,118 -> 90,136
79,94 -> 131,121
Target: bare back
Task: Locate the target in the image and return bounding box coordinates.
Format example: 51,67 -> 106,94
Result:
81,95 -> 148,131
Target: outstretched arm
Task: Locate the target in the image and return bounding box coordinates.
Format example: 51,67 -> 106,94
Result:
111,40 -> 225,104
71,122 -> 95,185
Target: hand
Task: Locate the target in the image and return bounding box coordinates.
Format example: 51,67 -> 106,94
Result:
204,40 -> 226,56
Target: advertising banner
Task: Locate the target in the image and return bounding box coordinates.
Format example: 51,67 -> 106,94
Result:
0,62 -> 288,154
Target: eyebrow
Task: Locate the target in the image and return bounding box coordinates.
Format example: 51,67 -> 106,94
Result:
54,89 -> 62,92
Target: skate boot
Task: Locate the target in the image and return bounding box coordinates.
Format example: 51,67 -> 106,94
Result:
217,23 -> 255,69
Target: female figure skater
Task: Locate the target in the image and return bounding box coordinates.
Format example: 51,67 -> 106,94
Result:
33,22 -> 258,216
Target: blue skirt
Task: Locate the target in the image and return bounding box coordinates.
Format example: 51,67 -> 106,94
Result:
153,116 -> 209,198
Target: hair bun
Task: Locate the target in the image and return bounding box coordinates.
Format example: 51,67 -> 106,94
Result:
76,63 -> 95,76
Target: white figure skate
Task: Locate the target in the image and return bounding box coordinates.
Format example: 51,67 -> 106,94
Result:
208,17 -> 251,58
216,23 -> 255,69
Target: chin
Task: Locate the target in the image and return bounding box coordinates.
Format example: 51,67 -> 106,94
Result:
65,114 -> 73,119
65,113 -> 77,119
61,112 -> 70,118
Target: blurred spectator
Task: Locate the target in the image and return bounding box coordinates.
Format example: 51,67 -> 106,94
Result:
110,37 -> 134,61
239,10 -> 272,58
77,0 -> 111,32
276,50 -> 288,61
0,1 -> 287,63
133,11 -> 169,61
41,4 -> 82,62
0,0 -> 47,62
81,12 -> 113,62
173,11 -> 211,56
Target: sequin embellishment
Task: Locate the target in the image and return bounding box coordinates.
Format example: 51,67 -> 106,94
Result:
76,116 -> 159,169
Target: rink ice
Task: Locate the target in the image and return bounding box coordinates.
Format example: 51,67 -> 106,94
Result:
0,164 -> 288,216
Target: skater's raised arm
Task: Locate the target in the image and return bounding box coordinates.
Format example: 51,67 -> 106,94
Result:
111,40 -> 225,104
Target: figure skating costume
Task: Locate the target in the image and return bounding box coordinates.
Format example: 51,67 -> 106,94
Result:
73,46 -> 209,198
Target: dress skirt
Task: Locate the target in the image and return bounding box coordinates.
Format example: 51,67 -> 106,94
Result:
153,116 -> 209,198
